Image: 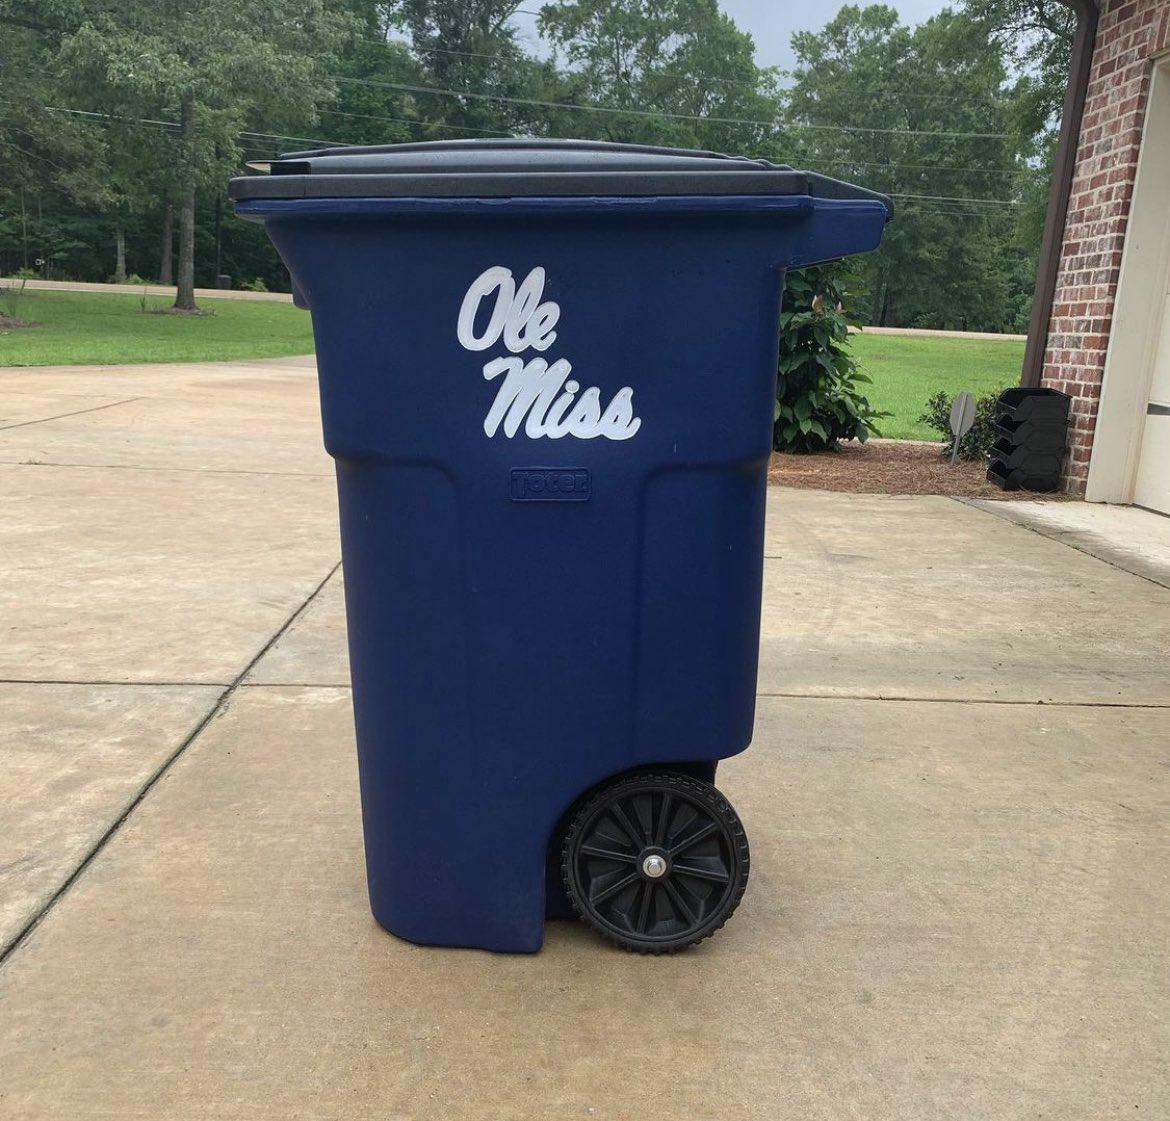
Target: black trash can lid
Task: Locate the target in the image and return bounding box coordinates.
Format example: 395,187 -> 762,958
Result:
229,138 -> 892,208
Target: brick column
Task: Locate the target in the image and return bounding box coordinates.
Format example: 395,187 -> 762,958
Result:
1040,0 -> 1170,493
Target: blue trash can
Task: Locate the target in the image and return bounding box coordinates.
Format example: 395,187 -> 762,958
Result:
230,140 -> 890,954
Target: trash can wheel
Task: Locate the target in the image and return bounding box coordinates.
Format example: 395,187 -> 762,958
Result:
561,772 -> 749,953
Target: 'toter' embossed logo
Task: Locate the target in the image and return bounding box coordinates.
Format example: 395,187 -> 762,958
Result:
509,468 -> 591,503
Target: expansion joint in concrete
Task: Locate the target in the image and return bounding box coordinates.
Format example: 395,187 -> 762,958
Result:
756,690 -> 1170,709
3,459 -> 333,480
0,559 -> 342,969
0,398 -> 144,432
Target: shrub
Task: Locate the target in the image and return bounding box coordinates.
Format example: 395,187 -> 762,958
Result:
1,277 -> 28,322
241,277 -> 269,292
918,388 -> 1006,460
774,265 -> 885,453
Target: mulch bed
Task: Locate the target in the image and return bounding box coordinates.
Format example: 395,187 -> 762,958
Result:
769,440 -> 1069,500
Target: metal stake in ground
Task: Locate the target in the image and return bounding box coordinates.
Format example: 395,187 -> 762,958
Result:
949,391 -> 977,464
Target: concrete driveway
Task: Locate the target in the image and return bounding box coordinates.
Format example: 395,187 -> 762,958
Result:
1,356 -> 1168,1120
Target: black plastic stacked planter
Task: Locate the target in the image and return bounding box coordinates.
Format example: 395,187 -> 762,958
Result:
988,388 -> 1071,492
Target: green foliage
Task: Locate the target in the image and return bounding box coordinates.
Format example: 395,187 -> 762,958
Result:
0,288 -> 314,366
1,277 -> 30,322
45,0 -> 356,306
1,208 -> 117,281
784,5 -> 1034,332
0,4 -> 110,214
539,0 -> 778,151
964,0 -> 1075,255
774,266 -> 886,453
240,276 -> 269,292
398,0 -> 562,137
918,386 -> 1007,459
851,332 -> 1024,439
0,0 -> 1065,332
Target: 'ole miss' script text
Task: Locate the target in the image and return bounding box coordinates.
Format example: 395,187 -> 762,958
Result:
457,265 -> 642,441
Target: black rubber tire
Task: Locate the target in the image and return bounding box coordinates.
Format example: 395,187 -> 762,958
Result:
561,772 -> 749,954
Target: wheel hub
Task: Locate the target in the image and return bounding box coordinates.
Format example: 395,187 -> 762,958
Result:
641,852 -> 668,879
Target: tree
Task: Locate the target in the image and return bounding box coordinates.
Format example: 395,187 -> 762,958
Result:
325,37 -> 431,147
390,0 -> 571,138
962,0 -> 1076,249
784,5 -> 1027,331
0,3 -> 110,267
58,0 -> 353,310
1,0 -> 1051,335
538,0 -> 779,151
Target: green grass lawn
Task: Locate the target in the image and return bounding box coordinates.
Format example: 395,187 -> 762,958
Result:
852,332 -> 1025,441
3,290 -> 1022,444
0,288 -> 315,367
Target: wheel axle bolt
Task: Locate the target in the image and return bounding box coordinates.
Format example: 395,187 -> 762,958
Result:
642,854 -> 667,879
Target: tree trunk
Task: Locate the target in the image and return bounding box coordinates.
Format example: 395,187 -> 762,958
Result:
173,93 -> 197,312
175,184 -> 196,310
114,224 -> 127,284
159,193 -> 174,286
214,193 -> 223,281
20,188 -> 28,270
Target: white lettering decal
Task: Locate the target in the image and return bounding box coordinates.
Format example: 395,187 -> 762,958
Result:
458,265 -> 641,441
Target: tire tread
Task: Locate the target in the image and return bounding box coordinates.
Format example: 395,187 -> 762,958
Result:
560,771 -> 749,954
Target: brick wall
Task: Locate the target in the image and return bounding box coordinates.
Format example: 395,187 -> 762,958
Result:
1041,0 -> 1170,492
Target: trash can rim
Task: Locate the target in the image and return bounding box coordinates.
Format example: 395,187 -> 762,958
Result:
230,194 -> 890,223
228,138 -> 892,212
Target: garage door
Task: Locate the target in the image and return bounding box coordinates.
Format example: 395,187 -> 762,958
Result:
1134,273 -> 1170,515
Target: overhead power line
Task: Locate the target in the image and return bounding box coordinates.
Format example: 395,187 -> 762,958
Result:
379,40 -> 517,64
385,38 -> 1010,107
42,105 -> 1023,202
387,38 -> 755,89
47,107 -> 184,131
333,76 -> 1008,139
240,129 -> 354,147
890,192 -> 1022,206
782,70 -> 1011,106
0,137 -> 72,172
54,103 -> 517,145
45,107 -> 356,149
800,158 -> 1025,177
323,108 -> 510,135
334,75 -> 784,129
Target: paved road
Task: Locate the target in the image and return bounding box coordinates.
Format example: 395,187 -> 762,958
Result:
855,324 -> 1027,341
1,355 -> 1167,1120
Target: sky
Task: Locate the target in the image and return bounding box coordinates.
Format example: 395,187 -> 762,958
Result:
510,0 -> 956,73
